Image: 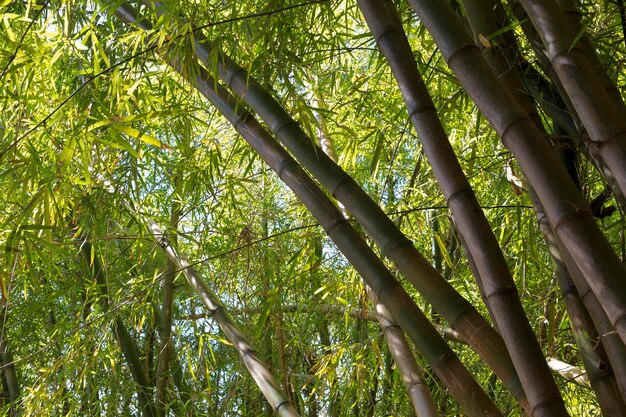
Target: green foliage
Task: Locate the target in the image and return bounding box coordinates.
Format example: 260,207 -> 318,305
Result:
0,0 -> 623,415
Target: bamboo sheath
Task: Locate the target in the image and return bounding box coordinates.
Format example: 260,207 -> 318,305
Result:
357,2 -> 567,416
113,6 -> 505,415
403,0 -> 626,352
135,1 -> 528,408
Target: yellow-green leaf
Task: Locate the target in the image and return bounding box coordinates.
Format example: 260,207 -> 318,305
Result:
111,125 -> 167,149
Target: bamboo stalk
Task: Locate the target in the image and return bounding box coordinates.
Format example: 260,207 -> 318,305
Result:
113,6 -> 505,414
155,205 -> 180,416
401,0 -> 626,354
367,288 -> 441,417
513,0 -> 626,197
81,242 -> 157,417
456,1 -> 626,408
529,188 -> 626,412
357,1 -> 566,415
506,0 -> 626,210
459,1 -> 626,413
0,303 -> 18,416
133,1 -> 528,408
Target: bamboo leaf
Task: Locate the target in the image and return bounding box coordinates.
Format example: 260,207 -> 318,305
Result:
110,125 -> 169,149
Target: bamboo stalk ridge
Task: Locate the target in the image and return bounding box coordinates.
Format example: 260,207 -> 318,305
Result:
402,0 -> 626,352
357,1 -> 567,416
135,0 -> 528,408
112,6 -> 505,414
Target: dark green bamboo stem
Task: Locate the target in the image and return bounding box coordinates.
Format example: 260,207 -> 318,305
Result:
113,317 -> 155,417
402,0 -> 626,354
155,205 -> 179,416
0,304 -> 18,416
82,242 -> 156,417
358,1 -> 566,415
133,1 -> 527,408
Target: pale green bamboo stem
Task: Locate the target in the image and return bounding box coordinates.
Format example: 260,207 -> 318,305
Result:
143,218 -> 300,417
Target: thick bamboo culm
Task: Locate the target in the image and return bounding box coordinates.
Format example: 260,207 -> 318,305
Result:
356,1 -> 566,416
136,0 -> 528,408
506,0 -> 626,209
514,0 -> 626,198
402,0 -> 626,353
458,0 -> 626,413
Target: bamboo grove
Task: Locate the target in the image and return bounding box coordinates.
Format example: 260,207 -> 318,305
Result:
2,0 -> 626,415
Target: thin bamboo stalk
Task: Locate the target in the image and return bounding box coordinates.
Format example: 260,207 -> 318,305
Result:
81,242 -> 157,417
137,217 -> 300,417
402,0 -> 626,352
113,7 -> 505,414
134,1 -> 527,408
0,303 -> 18,416
357,2 -> 565,415
367,288 -> 440,417
155,206 -> 179,416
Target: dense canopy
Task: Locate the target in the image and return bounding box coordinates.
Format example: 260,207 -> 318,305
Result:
1,0 -> 626,415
